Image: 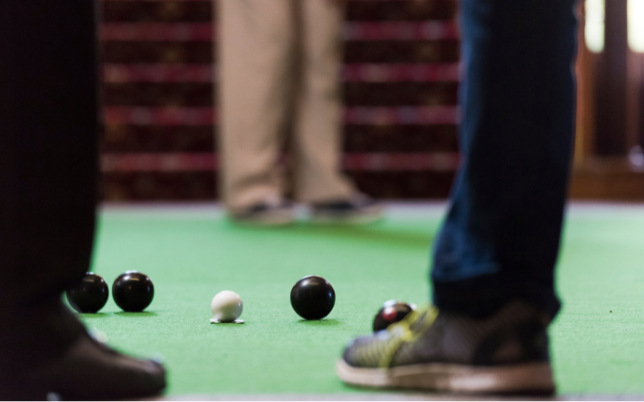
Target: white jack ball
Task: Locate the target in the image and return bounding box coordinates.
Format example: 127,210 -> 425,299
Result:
211,290 -> 243,322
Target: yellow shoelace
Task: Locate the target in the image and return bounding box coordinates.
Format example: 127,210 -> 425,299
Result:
378,304 -> 439,368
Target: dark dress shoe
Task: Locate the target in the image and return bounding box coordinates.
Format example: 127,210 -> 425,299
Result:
0,331 -> 166,400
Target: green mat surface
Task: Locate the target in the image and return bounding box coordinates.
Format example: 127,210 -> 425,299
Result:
80,204 -> 644,397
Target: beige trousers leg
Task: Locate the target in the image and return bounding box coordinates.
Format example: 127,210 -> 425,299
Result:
218,0 -> 354,211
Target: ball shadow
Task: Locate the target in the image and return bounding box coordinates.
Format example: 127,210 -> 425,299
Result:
114,311 -> 158,318
78,312 -> 110,319
297,318 -> 342,326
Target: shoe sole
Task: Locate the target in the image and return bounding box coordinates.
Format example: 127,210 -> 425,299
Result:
336,359 -> 555,394
309,207 -> 385,225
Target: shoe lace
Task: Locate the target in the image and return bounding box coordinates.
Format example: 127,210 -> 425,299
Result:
378,304 -> 439,368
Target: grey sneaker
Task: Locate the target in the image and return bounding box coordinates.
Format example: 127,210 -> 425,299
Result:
337,301 -> 555,395
309,194 -> 384,224
229,201 -> 295,226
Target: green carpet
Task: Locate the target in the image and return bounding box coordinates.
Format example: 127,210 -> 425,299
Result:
79,204 -> 644,397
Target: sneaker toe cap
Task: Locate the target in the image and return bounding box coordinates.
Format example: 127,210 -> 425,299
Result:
342,335 -> 383,368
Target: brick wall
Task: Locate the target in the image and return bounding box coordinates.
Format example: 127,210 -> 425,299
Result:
100,0 -> 460,201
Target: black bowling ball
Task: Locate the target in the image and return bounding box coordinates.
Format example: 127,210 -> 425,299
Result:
372,300 -> 416,331
290,275 -> 335,320
112,271 -> 154,312
66,272 -> 109,314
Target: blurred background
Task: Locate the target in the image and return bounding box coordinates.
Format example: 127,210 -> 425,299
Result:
99,0 -> 644,202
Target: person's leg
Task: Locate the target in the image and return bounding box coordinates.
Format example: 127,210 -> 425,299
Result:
337,0 -> 577,393
431,0 -> 578,318
293,0 -> 355,204
0,0 -> 99,372
0,2 -> 164,398
218,0 -> 295,212
294,0 -> 384,224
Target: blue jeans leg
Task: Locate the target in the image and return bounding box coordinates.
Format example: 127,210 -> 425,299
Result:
431,0 -> 578,318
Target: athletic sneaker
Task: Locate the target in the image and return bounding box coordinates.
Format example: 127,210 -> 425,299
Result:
229,200 -> 295,226
336,300 -> 555,395
309,194 -> 384,224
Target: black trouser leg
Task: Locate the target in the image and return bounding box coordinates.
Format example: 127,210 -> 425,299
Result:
431,0 -> 578,318
0,0 -> 99,373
